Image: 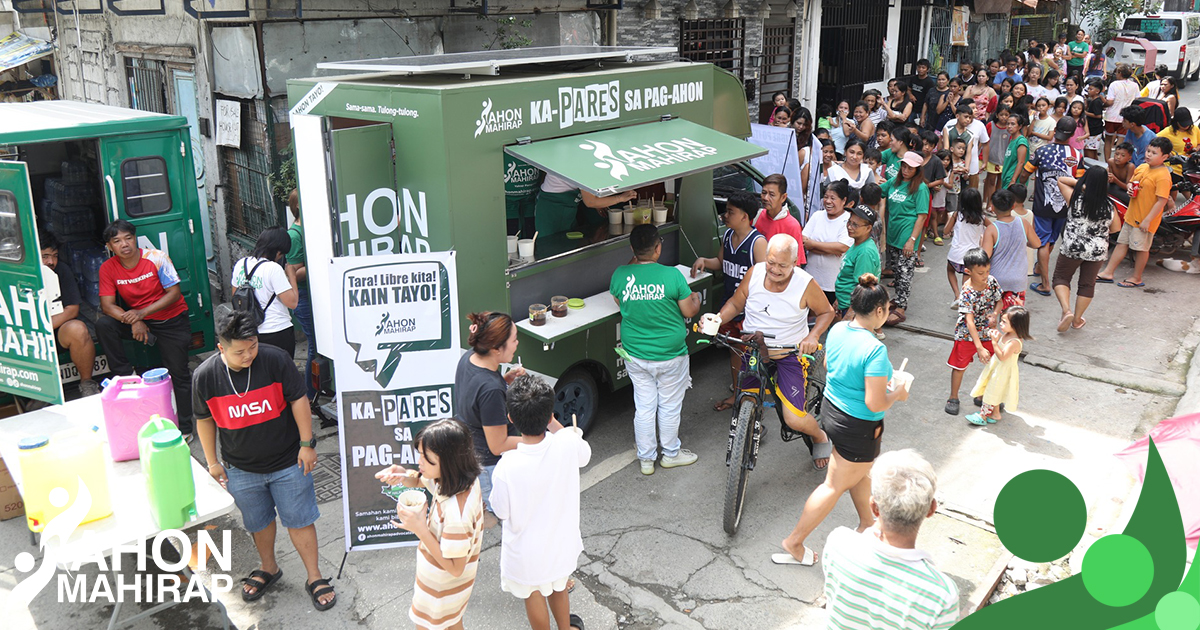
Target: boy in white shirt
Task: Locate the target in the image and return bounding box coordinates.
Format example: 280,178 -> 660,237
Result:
491,375 -> 592,630
942,104 -> 990,189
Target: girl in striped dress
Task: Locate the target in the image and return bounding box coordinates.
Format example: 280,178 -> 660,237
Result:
387,419 -> 485,630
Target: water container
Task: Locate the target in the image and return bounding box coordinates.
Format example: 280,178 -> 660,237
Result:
141,429 -> 197,530
100,371 -> 177,461
49,202 -> 96,236
18,430 -> 113,533
138,414 -> 178,461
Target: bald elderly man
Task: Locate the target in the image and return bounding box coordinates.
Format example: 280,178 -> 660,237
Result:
710,234 -> 836,469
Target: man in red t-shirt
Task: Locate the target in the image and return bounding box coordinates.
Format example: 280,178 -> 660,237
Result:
95,219 -> 194,434
754,174 -> 807,266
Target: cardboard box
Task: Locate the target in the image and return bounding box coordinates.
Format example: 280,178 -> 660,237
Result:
0,455 -> 24,521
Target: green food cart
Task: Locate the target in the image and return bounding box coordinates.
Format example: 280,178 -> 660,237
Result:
0,102 -> 215,406
287,46 -> 766,431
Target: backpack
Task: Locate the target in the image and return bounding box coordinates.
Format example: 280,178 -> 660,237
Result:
1131,98 -> 1170,134
231,259 -> 276,328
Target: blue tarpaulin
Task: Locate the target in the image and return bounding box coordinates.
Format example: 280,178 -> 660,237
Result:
0,32 -> 54,74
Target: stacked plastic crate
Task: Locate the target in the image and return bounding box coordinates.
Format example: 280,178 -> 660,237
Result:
47,161 -> 105,309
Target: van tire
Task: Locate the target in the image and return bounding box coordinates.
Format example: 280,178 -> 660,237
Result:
554,368 -> 599,435
1190,63 -> 1200,82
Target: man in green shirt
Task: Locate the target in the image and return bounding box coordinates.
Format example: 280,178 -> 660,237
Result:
1067,29 -> 1089,74
286,189 -> 317,403
610,224 -> 701,476
835,205 -> 883,312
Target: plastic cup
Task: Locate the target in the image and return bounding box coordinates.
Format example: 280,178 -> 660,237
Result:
398,489 -> 426,512
551,296 -> 568,318
563,426 -> 584,438
699,313 -> 721,335
507,235 -> 519,254
529,303 -> 548,326
888,370 -> 914,392
608,209 -> 623,225
635,206 -> 652,224
623,209 -> 635,225
517,238 -> 535,258
653,208 -> 668,224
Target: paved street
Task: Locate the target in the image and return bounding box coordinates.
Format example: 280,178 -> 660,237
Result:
4,105 -> 1199,630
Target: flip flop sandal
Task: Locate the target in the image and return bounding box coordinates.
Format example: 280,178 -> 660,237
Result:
811,441 -> 833,470
1095,277 -> 1114,284
1029,282 -> 1051,296
306,578 -> 337,611
713,398 -> 735,412
1072,317 -> 1087,329
241,568 -> 282,602
771,547 -> 819,566
569,613 -> 586,630
1118,280 -> 1145,288
884,310 -> 907,327
567,578 -> 577,593
1057,312 -> 1074,332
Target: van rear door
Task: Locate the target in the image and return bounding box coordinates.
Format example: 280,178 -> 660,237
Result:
99,131 -> 203,327
0,161 -> 64,405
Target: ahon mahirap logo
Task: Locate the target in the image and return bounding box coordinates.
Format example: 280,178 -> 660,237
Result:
475,99 -> 522,137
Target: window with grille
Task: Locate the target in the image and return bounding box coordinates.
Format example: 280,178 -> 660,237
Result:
680,19 -> 746,79
220,99 -> 277,241
125,58 -> 169,114
120,157 -> 172,217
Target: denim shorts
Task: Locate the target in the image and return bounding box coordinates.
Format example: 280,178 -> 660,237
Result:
225,463 -> 321,532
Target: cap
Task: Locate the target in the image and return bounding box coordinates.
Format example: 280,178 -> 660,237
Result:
1054,117 -> 1077,141
901,152 -> 925,168
850,205 -> 879,224
142,367 -> 169,384
18,436 -> 49,450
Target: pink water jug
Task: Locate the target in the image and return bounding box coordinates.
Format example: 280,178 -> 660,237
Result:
100,368 -> 177,461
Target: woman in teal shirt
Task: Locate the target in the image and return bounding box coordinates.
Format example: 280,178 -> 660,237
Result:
879,151 -> 929,326
778,273 -> 911,566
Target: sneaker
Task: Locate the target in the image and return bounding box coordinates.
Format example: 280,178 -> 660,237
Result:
660,449 -> 698,469
944,398 -> 960,415
949,299 -> 960,309
78,379 -> 101,397
875,329 -> 886,340
640,460 -> 655,475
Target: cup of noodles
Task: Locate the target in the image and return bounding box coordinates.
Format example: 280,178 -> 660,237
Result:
398,489 -> 427,513
699,313 -> 722,336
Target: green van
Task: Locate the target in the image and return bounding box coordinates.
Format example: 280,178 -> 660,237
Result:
0,101 -> 214,406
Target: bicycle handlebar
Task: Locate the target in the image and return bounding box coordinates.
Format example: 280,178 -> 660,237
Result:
692,323 -> 820,353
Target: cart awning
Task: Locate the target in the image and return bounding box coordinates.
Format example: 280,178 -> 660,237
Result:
504,118 -> 767,197
0,32 -> 54,74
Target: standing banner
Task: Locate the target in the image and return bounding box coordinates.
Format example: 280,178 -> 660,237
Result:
331,251 -> 459,551
748,123 -> 803,212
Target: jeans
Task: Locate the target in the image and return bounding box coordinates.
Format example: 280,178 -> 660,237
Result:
625,354 -> 691,461
479,464 -> 497,512
95,312 -> 193,433
294,289 -> 317,401
224,462 -> 320,532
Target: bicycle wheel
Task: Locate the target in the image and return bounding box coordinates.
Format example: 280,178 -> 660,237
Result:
723,398 -> 757,535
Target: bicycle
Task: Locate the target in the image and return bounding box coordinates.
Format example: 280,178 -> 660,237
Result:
696,327 -> 825,535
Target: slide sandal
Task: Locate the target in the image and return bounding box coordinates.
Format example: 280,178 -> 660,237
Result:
811,441 -> 833,470
306,578 -> 337,611
771,547 -> 819,566
569,614 -> 586,630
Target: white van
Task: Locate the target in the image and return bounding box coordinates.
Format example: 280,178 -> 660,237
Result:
1105,12 -> 1200,83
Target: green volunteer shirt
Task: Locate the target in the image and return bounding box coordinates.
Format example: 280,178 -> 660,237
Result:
610,263 -> 691,361
880,177 -> 930,250
880,149 -> 901,182
834,240 -> 882,310
1000,134 -> 1030,188
1067,41 -> 1088,68
286,222 -> 307,289
504,155 -> 541,220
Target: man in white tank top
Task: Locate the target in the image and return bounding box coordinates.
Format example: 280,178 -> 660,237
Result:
711,234 -> 837,469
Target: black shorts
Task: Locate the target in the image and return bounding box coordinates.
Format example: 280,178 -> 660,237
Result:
821,399 -> 884,463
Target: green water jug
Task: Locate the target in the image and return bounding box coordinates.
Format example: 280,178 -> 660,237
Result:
137,415 -> 177,461
141,429 -> 197,530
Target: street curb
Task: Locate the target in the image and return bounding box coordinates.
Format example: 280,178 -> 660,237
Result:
1173,330 -> 1200,416
1020,353 -> 1187,398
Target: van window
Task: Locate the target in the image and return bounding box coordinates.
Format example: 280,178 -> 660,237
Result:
0,191 -> 24,263
1189,17 -> 1200,40
1122,18 -> 1184,42
120,157 -> 172,216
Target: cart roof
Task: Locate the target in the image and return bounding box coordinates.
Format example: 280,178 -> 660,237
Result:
316,46 -> 677,76
0,101 -> 187,144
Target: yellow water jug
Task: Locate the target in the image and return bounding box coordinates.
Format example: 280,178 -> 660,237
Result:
18,430 -> 114,532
